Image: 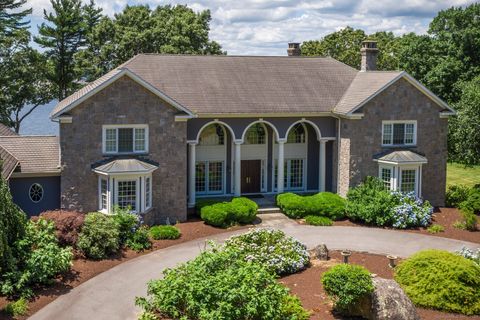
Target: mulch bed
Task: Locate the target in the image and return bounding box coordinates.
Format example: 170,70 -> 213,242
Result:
0,218 -> 247,320
331,208 -> 480,243
280,251 -> 480,320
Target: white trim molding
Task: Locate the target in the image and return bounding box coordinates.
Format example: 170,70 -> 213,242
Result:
101,124 -> 149,155
381,120 -> 417,147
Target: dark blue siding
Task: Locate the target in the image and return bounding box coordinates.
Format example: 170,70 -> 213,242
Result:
9,176 -> 60,217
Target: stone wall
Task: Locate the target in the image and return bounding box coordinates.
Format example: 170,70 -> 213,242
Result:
60,76 -> 187,223
338,78 -> 448,206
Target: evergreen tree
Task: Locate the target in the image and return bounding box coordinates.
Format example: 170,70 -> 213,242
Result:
0,167 -> 27,274
0,0 -> 31,38
34,0 -> 85,100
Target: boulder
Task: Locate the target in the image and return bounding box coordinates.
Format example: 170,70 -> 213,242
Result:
346,277 -> 420,320
312,244 -> 329,260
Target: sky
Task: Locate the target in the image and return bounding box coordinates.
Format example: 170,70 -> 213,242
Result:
26,0 -> 478,55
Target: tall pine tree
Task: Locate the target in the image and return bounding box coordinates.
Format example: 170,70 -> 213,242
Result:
34,0 -> 85,100
0,0 -> 31,38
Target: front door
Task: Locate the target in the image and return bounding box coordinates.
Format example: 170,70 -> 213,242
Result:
241,160 -> 261,194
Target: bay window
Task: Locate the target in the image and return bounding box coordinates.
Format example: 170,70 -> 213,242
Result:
103,125 -> 148,154
93,159 -> 157,214
377,164 -> 422,196
382,121 -> 416,146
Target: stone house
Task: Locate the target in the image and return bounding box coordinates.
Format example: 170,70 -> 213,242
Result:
49,41 -> 455,223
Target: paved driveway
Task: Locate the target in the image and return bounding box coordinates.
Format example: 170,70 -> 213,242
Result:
30,214 -> 479,320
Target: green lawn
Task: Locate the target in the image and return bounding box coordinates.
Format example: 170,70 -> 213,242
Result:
447,162 -> 480,187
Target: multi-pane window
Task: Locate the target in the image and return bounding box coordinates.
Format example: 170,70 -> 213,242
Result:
145,177 -> 151,209
274,159 -> 304,190
199,124 -> 225,145
382,122 -> 416,146
380,167 -> 392,190
401,169 -> 416,193
103,126 -> 148,153
245,124 -> 266,144
196,161 -> 223,194
100,178 -> 108,210
287,123 -> 306,143
117,180 -> 137,211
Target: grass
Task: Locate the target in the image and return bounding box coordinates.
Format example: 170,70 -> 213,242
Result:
447,162 -> 480,187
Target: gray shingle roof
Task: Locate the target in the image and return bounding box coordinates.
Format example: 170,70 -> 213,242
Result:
374,150 -> 428,164
334,71 -> 403,114
92,158 -> 158,175
0,147 -> 19,180
51,54 -> 451,118
0,123 -> 18,136
0,136 -> 61,176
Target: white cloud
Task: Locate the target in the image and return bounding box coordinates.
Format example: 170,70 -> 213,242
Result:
25,0 -> 477,55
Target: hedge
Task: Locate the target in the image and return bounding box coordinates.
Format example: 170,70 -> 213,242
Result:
276,192 -> 346,219
200,197 -> 258,227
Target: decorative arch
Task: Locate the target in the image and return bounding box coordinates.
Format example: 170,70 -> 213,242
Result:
285,119 -> 322,141
194,120 -> 236,143
241,120 -> 280,143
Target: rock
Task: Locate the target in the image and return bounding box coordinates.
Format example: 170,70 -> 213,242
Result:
346,278 -> 420,320
313,244 -> 329,260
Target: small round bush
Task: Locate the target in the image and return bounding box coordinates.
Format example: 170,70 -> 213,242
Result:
126,226 -> 151,252
305,215 -> 333,226
395,250 -> 480,315
224,228 -> 309,275
149,225 -> 181,240
200,202 -> 232,227
77,212 -> 119,259
307,192 -> 346,220
112,207 -> 139,244
37,210 -> 85,246
4,298 -> 28,317
230,197 -> 258,224
322,264 -> 374,312
427,224 -> 444,233
276,193 -> 307,218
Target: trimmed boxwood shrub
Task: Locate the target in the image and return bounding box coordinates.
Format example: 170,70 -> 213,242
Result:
149,225 -> 181,240
112,207 -> 139,244
276,192 -> 346,219
395,250 -> 480,315
461,185 -> 480,215
135,246 -> 310,320
200,197 -> 258,227
77,212 -> 119,259
322,264 -> 374,312
125,226 -> 151,252
305,215 -> 333,226
223,229 -> 309,275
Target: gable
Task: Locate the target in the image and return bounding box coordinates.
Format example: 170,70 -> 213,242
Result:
51,70 -> 194,119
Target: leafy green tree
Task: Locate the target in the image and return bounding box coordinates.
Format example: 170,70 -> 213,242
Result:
302,26 -> 366,68
0,44 -> 53,132
34,0 -> 85,100
448,76 -> 480,165
0,0 -> 31,39
0,170 -> 27,275
78,4 -> 224,81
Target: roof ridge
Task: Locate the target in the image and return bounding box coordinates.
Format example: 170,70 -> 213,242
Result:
132,53 -> 335,59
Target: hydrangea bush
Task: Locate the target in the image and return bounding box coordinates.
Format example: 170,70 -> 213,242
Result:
390,192 -> 433,229
223,228 -> 309,275
457,247 -> 480,265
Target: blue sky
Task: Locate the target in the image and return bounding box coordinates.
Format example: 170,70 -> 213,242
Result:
27,0 -> 477,55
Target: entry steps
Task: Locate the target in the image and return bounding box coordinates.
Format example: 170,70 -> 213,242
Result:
257,207 -> 282,214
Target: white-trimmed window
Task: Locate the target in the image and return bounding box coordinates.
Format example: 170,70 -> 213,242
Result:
245,124 -> 266,145
195,161 -> 224,194
382,121 -> 416,146
378,164 -> 421,196
97,174 -> 153,214
102,125 -> 148,154
274,159 -> 305,191
287,123 -> 306,144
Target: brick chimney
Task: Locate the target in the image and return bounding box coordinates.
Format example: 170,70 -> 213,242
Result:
287,42 -> 301,56
360,40 -> 379,71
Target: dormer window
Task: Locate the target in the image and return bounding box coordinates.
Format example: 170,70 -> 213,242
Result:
103,125 -> 148,154
382,121 -> 416,146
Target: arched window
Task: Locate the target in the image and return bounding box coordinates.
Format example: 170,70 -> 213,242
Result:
245,123 -> 266,144
199,124 -> 225,145
287,123 -> 306,143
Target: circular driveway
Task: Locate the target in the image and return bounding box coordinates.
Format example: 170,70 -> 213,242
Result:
30,214 -> 479,320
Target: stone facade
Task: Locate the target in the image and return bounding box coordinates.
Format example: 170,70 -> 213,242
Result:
338,78 -> 448,206
60,76 -> 187,223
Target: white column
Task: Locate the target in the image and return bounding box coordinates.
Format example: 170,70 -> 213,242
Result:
188,142 -> 196,208
277,140 -> 285,194
319,140 -> 326,192
234,141 -> 242,196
